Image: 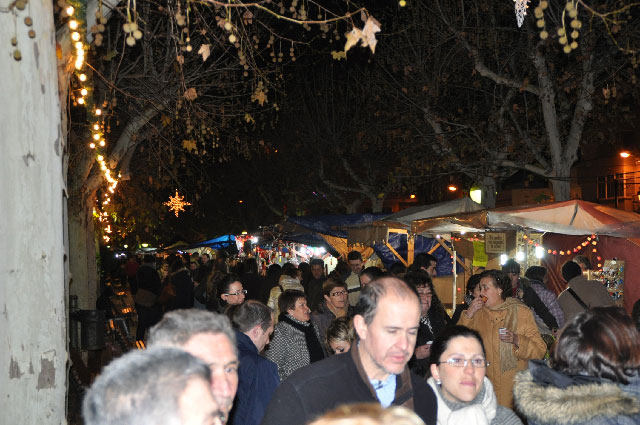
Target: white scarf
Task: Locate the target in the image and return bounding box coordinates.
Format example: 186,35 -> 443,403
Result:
427,376 -> 497,425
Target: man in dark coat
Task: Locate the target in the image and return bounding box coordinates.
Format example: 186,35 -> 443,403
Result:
261,277 -> 437,425
229,301 -> 279,425
134,254 -> 162,340
304,258 -> 326,311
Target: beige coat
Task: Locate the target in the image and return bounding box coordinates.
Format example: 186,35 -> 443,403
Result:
459,299 -> 546,408
557,275 -> 614,324
267,275 -> 304,322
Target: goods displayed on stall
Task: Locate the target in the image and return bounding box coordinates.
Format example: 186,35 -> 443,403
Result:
592,259 -> 625,305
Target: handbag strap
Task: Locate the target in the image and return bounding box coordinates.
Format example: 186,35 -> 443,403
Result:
567,287 -> 588,310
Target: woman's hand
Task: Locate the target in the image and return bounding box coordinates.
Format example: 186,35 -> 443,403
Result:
465,297 -> 485,319
499,329 -> 519,347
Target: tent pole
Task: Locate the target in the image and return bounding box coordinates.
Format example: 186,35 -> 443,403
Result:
434,238 -> 471,273
452,250 -> 457,311
408,235 -> 415,265
384,242 -> 409,267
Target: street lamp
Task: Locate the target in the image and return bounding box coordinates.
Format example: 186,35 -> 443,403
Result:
620,151 -> 631,158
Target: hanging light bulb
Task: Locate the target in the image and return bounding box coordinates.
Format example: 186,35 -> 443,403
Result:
93,123 -> 100,130
71,32 -> 80,41
66,5 -> 75,15
79,74 -> 87,81
89,142 -> 96,149
99,140 -> 106,147
69,20 -> 78,30
95,108 -> 102,116
77,97 -> 85,104
93,134 -> 100,140
80,88 -> 88,96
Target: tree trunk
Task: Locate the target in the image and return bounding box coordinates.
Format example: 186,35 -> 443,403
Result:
344,199 -> 361,214
68,203 -> 99,310
370,196 -> 384,213
0,0 -> 67,420
550,163 -> 572,202
478,176 -> 497,208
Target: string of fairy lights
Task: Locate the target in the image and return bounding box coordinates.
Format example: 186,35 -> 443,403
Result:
545,234 -> 603,269
64,0 -> 120,244
450,232 -> 603,270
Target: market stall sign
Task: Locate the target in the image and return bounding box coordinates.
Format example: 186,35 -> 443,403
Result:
485,232 -> 506,253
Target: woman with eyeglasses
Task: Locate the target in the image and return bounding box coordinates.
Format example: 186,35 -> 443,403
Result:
310,278 -> 353,354
428,326 -> 522,424
217,274 -> 246,314
459,270 -> 546,408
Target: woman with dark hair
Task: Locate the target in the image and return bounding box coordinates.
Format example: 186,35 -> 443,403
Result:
311,278 -> 353,353
428,326 -> 522,424
265,290 -> 325,380
405,271 -> 450,377
514,307 -> 640,425
217,274 -> 246,314
298,262 -> 311,284
258,263 -> 282,305
459,269 -> 546,408
633,299 -> 640,333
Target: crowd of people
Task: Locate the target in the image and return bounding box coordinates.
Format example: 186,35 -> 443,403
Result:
85,250 -> 640,425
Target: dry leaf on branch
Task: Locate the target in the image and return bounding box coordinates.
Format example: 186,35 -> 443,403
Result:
243,10 -> 253,25
344,16 -> 381,54
176,55 -> 184,65
252,89 -> 267,106
198,44 -> 211,61
362,16 -> 381,53
182,139 -> 197,152
331,50 -> 346,60
344,28 -> 364,53
184,87 -> 198,101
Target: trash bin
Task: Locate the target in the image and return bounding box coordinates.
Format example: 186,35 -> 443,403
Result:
73,309 -> 106,350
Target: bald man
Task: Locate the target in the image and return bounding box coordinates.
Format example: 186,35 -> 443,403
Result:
261,277 -> 437,425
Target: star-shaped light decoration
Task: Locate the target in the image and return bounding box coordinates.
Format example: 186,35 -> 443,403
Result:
164,190 -> 192,217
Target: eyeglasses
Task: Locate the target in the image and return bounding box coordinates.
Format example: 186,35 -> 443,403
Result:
224,290 -> 247,296
330,290 -> 347,297
438,357 -> 489,368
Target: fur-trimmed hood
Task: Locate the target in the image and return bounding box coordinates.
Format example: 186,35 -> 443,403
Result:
514,362 -> 640,425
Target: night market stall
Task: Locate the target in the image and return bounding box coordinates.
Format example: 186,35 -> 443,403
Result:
411,200 -> 640,312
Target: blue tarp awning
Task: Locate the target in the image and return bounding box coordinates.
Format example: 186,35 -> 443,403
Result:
373,233 -> 464,275
183,234 -> 237,252
286,213 -> 389,238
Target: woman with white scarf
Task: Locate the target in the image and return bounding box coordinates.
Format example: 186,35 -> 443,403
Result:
428,326 -> 522,425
